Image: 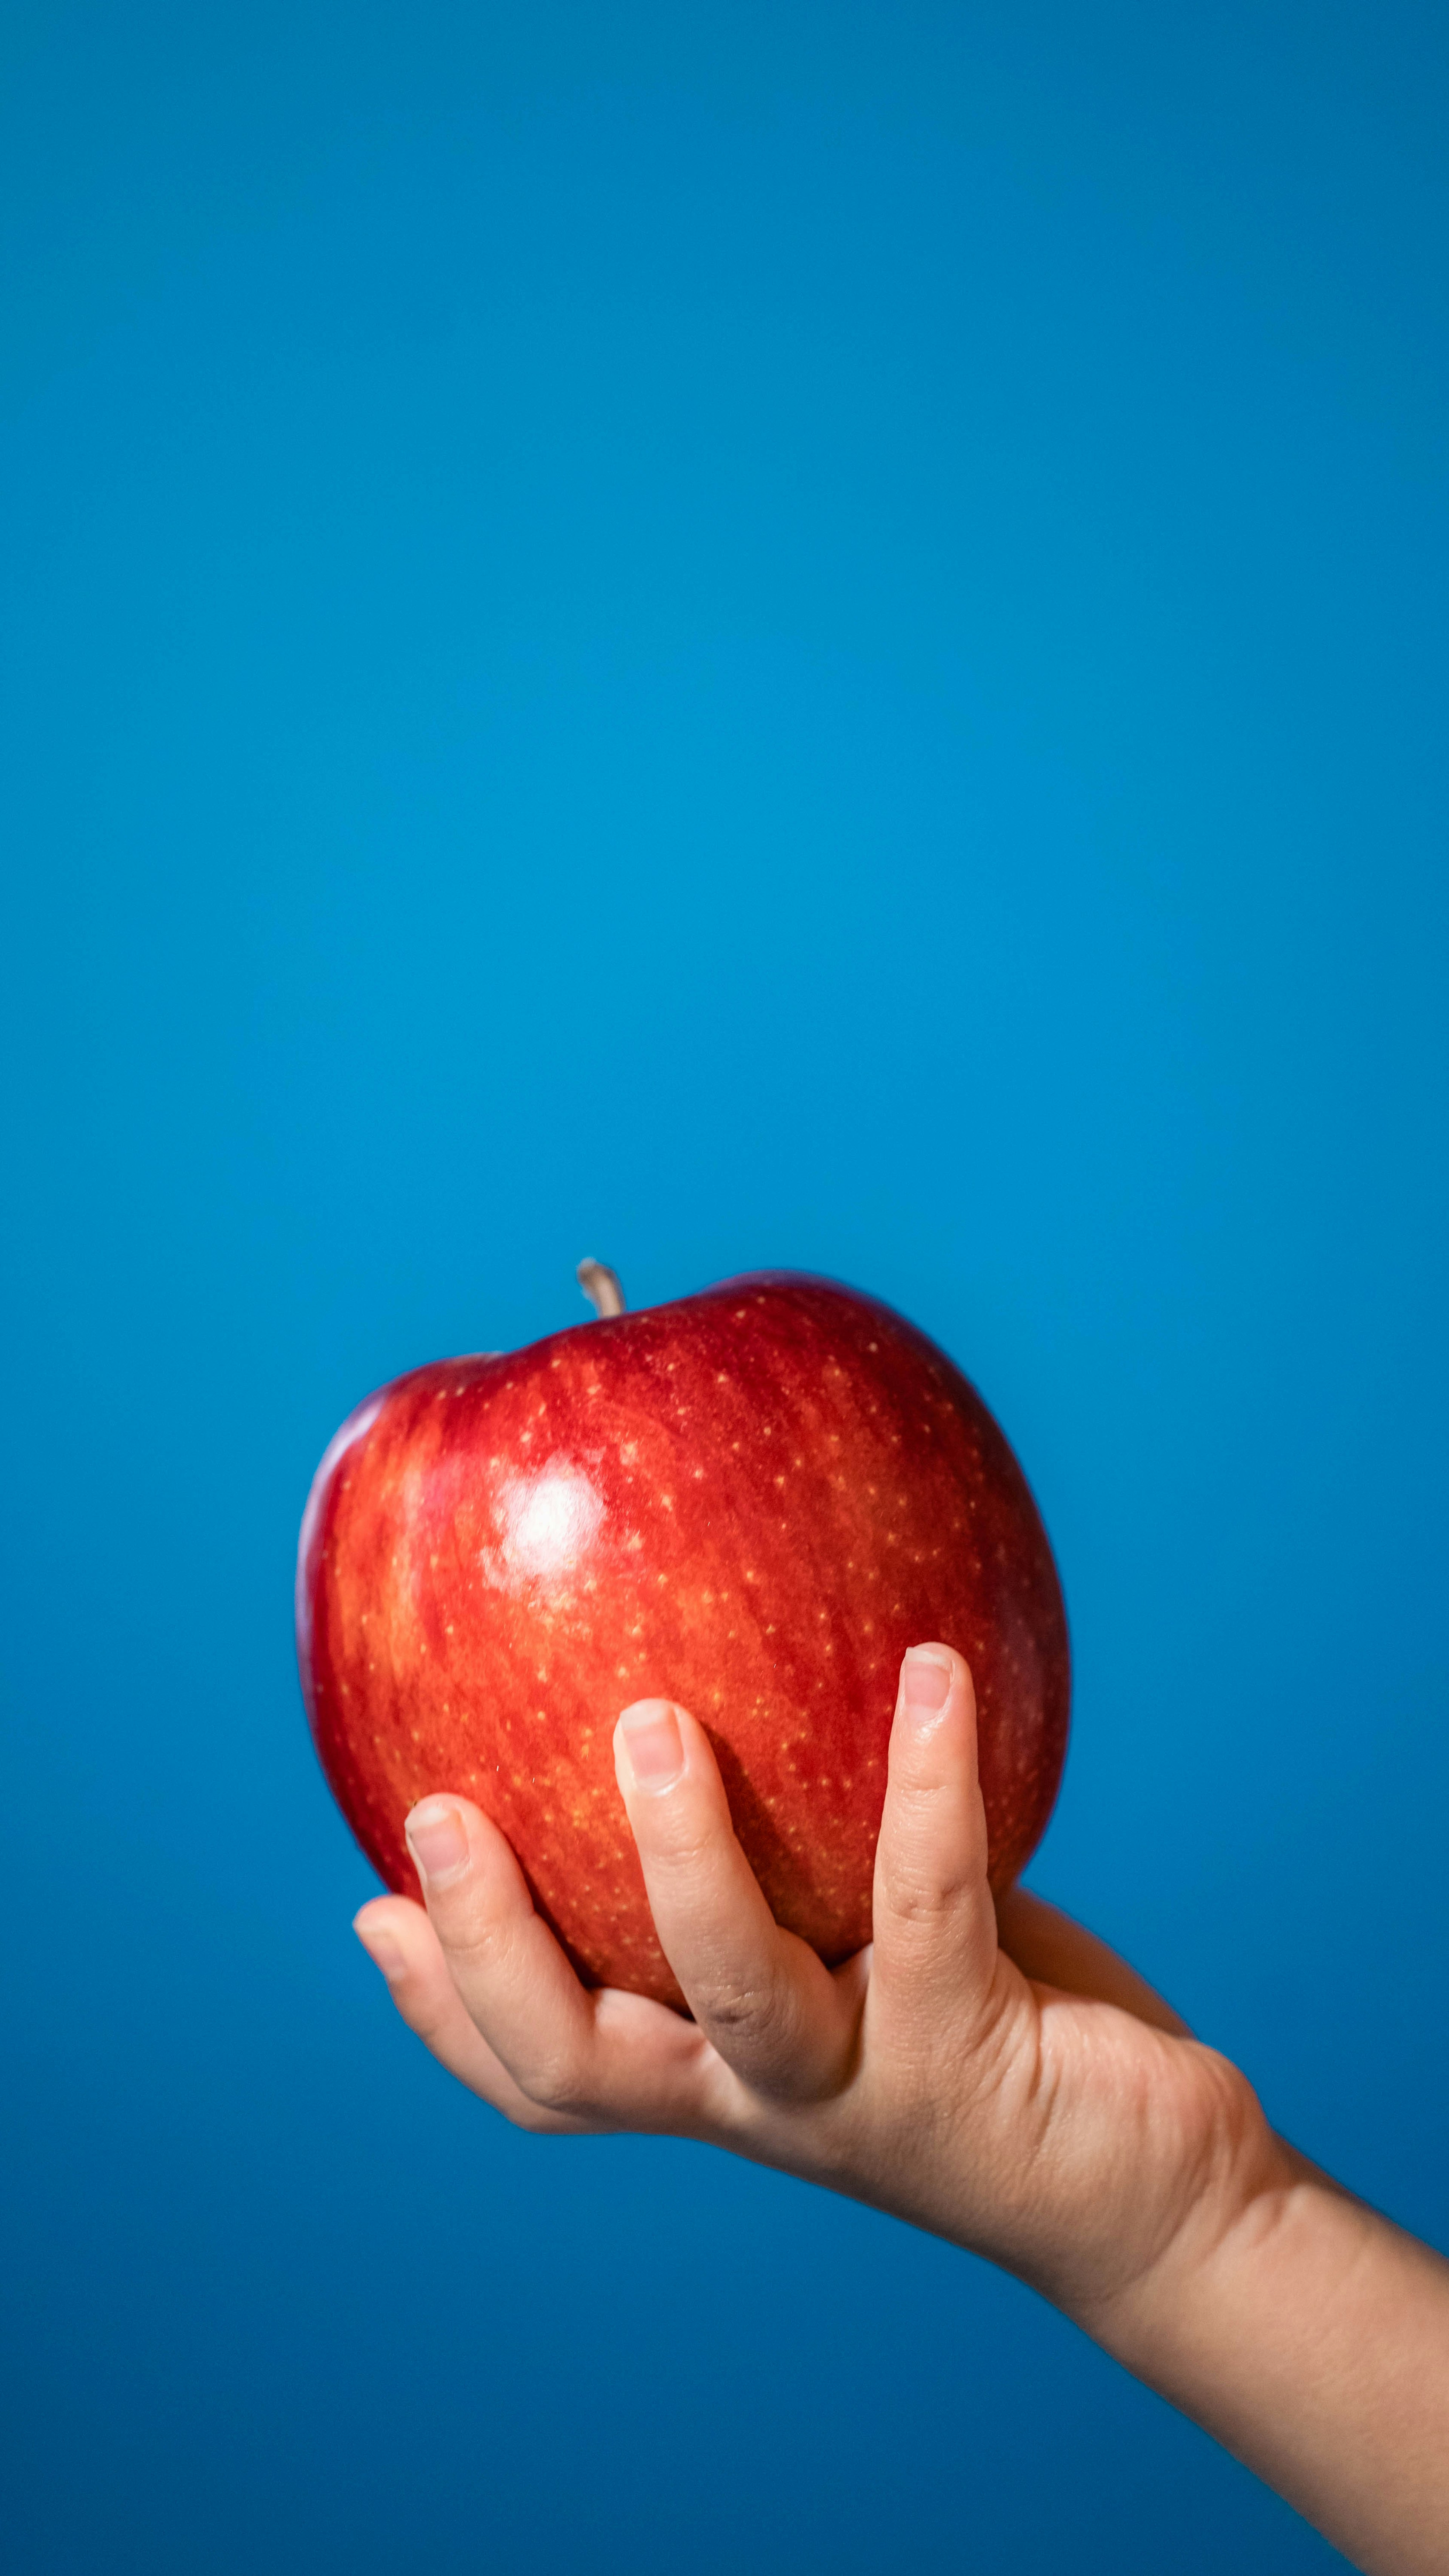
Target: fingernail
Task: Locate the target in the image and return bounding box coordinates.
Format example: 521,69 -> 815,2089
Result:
405,1798 -> 470,1888
618,1700 -> 685,1793
356,1924 -> 406,1983
902,1648 -> 952,1715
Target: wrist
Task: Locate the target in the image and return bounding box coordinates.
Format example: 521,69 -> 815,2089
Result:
1081,2123 -> 1312,2376
1034,2044 -> 1294,2364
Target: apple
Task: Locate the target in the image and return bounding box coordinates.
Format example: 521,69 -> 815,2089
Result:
297,1267 -> 1069,2004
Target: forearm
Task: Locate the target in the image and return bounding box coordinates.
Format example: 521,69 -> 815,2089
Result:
1092,2150 -> 1449,2575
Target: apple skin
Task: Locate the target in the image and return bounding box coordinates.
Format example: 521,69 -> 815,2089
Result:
297,1273 -> 1069,2005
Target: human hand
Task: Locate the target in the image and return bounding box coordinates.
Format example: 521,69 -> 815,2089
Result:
352,1644 -> 1283,2333
354,1642 -> 1449,2571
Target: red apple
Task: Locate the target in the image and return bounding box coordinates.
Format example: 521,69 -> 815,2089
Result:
297,1269 -> 1069,2004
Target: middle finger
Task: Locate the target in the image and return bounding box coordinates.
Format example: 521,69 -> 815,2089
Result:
614,1697 -> 859,2102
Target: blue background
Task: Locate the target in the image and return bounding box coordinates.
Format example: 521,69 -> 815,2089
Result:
2,5 -> 1445,2568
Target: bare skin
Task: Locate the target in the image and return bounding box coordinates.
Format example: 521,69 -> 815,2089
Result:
354,1645 -> 1449,2574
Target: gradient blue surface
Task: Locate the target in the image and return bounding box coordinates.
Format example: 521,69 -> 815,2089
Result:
2,5 -> 1446,2568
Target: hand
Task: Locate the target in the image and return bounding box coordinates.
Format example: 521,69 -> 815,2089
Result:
353,1644 -> 1280,2330
354,1643 -> 1449,2575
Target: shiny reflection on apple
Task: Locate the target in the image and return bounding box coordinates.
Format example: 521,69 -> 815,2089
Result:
489,1466 -> 605,1586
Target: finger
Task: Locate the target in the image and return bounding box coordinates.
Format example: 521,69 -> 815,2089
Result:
354,1895 -> 595,2130
614,1700 -> 859,2101
402,1797 -> 709,2131
994,1887 -> 1191,2037
868,1646 -> 1000,2034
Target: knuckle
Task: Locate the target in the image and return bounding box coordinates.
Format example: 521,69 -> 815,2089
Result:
701,1981 -> 769,2039
697,1970 -> 792,2058
642,1805 -> 722,1876
507,2097 -> 569,2136
879,1859 -> 973,1928
520,2049 -> 593,2119
887,1774 -> 964,1828
442,1905 -> 523,1981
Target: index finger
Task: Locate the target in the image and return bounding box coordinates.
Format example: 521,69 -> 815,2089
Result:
401,1793 -> 711,2132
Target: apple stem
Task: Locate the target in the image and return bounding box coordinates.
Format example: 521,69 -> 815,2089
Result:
577,1258 -> 626,1319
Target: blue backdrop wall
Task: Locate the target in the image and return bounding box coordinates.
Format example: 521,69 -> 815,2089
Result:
2,5 -> 1446,2569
